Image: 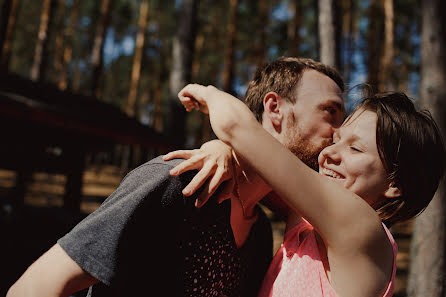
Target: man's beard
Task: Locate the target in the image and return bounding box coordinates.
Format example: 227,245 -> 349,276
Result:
283,115 -> 331,171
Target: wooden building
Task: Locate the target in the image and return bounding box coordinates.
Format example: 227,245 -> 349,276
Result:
0,72 -> 173,212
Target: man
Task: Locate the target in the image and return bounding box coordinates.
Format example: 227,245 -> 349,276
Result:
245,57 -> 345,232
7,57 -> 345,297
173,57 -> 345,231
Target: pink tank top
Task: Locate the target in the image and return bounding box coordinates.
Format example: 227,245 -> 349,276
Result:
258,220 -> 398,297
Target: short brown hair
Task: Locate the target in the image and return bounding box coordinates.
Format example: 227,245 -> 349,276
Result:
356,92 -> 445,226
244,57 -> 345,122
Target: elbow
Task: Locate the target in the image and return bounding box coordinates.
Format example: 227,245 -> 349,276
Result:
216,106 -> 250,144
219,117 -> 239,142
209,109 -> 240,145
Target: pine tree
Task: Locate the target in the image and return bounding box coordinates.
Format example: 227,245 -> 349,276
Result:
125,0 -> 149,117
0,0 -> 20,71
407,0 -> 446,296
30,0 -> 57,81
91,0 -> 113,98
222,0 -> 239,94
166,0 -> 199,148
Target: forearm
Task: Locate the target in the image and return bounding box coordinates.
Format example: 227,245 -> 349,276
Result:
8,267 -> 67,297
7,244 -> 98,297
7,273 -> 64,297
181,84 -> 259,145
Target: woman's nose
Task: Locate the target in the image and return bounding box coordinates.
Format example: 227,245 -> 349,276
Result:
321,144 -> 341,164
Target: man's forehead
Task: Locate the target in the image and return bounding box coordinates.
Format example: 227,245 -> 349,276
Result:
295,86 -> 345,108
299,69 -> 342,89
295,71 -> 343,96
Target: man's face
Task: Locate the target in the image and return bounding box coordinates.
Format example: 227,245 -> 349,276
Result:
282,70 -> 345,170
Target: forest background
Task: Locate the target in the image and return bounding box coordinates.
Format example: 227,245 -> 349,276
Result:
1,0 -> 446,296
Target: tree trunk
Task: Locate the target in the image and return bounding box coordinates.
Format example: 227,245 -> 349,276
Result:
379,0 -> 394,91
366,0 -> 384,91
53,0 -> 66,83
318,0 -> 339,68
152,79 -> 163,133
407,0 -> 446,296
72,59 -> 81,92
166,0 -> 199,148
190,32 -> 207,146
0,0 -> 20,71
125,0 -> 149,117
30,0 -> 57,81
288,0 -> 301,58
314,0 -> 320,61
191,32 -> 204,80
333,1 -> 342,72
342,0 -> 357,87
91,0 -> 113,99
221,0 -> 239,94
59,0 -> 80,90
255,0 -> 268,68
152,48 -> 169,133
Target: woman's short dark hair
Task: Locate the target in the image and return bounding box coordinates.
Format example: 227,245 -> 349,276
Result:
355,92 -> 445,226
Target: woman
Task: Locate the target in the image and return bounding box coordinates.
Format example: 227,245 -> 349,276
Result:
169,84 -> 445,297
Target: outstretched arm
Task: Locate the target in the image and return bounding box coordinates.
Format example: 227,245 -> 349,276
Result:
178,84 -> 383,249
7,244 -> 98,297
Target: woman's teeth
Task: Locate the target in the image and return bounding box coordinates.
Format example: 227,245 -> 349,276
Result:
322,168 -> 343,179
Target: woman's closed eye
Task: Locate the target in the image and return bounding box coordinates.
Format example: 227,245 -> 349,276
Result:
350,146 -> 363,153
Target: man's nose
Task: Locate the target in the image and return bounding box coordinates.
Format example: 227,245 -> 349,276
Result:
330,127 -> 341,137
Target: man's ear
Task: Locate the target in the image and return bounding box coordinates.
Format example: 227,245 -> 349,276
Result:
263,92 -> 285,128
384,182 -> 402,199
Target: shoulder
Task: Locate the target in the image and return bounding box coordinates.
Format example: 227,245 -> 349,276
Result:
121,156 -> 184,183
117,156 -> 196,199
325,219 -> 395,297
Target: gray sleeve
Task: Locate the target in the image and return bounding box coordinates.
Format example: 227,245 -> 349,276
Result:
57,158 -> 189,285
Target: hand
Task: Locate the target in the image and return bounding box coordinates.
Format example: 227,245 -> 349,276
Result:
163,140 -> 235,208
178,84 -> 214,114
178,84 -> 252,145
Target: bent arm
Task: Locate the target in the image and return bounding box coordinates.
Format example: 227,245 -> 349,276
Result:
179,84 -> 382,249
163,139 -> 235,207
7,244 -> 98,297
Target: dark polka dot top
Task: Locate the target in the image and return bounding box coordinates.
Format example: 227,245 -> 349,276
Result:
179,201 -> 246,297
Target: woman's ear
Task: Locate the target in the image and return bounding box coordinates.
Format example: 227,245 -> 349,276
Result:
384,182 -> 402,199
263,92 -> 284,128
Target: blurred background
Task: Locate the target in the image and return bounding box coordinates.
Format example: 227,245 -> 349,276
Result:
0,0 -> 445,296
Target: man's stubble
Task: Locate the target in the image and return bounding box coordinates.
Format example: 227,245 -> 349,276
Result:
282,113 -> 331,171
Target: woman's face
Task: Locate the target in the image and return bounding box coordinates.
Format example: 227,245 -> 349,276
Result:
318,109 -> 392,207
